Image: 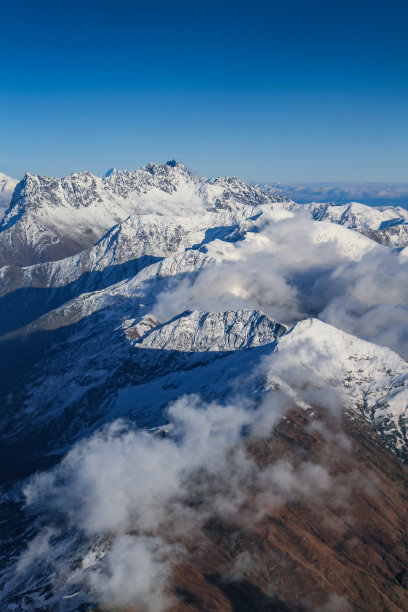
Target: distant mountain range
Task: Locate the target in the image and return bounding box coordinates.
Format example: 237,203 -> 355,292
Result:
1,161 -> 408,611
255,181 -> 408,208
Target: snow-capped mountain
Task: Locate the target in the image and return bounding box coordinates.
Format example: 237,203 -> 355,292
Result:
1,161 -> 408,611
0,171 -> 18,220
0,161 -> 286,267
271,318 -> 408,456
0,200 -> 382,337
0,209 -> 256,302
280,199 -> 408,248
2,305 -> 408,610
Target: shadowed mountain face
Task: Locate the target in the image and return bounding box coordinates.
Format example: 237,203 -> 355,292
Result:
1,162 -> 408,611
0,255 -> 161,335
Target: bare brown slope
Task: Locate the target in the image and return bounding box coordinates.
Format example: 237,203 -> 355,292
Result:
170,411 -> 408,612
94,409 -> 408,612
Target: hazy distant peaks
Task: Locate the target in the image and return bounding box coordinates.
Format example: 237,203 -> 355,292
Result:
257,181 -> 408,208
0,172 -> 18,221
0,171 -> 16,183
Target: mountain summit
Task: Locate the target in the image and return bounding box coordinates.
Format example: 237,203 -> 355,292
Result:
0,161 -> 285,267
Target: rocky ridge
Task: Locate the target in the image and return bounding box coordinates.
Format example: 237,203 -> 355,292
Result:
0,161 -> 287,267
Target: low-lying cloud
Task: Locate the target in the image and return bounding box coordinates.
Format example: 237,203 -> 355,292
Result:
153,212 -> 408,358
18,377 -> 351,609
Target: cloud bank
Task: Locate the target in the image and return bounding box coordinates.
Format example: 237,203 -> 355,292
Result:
153,212 -> 408,358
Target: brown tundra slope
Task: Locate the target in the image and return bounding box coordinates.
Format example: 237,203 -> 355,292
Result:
119,409 -> 408,612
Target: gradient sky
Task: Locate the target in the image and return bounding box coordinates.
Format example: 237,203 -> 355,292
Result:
1,0 -> 407,182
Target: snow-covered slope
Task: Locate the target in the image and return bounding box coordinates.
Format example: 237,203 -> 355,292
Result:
0,203 -> 382,338
268,318 -> 408,456
282,200 -> 408,248
0,206 -> 378,303
0,171 -> 18,220
0,161 -> 286,267
2,296 -> 407,467
3,250 -> 213,335
129,314 -> 408,457
0,209 -> 256,300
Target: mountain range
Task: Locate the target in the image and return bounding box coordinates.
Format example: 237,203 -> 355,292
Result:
1,161 -> 408,611
256,181 -> 408,208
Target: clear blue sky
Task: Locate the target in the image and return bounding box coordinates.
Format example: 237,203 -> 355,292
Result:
1,0 -> 407,182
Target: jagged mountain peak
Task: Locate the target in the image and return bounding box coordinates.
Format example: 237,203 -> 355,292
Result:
131,308 -> 288,352
102,159 -> 192,181
0,162 -> 285,267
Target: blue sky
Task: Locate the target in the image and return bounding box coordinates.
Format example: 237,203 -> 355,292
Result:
1,0 -> 407,181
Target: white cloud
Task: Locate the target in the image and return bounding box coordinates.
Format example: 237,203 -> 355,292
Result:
87,535 -> 179,611
152,212 -> 408,358
16,527 -> 57,573
21,385 -> 343,609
